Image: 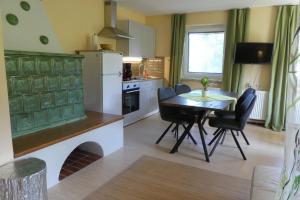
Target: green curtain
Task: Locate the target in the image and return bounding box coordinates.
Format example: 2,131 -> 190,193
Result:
169,14 -> 186,88
222,9 -> 250,94
265,6 -> 298,132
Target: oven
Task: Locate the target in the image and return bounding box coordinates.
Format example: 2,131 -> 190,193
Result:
122,82 -> 140,115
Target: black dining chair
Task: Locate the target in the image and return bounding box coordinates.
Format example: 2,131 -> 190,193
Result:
175,84 -> 192,95
156,87 -> 197,145
212,87 -> 256,144
214,87 -> 256,119
208,93 -> 257,160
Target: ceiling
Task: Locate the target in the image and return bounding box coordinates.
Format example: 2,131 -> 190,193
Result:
117,0 -> 299,16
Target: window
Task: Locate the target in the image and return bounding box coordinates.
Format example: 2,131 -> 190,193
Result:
182,26 -> 225,80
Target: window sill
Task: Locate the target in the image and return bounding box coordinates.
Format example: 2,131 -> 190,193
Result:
181,78 -> 222,84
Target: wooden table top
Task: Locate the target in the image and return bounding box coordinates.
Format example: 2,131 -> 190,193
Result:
161,88 -> 237,111
13,111 -> 123,158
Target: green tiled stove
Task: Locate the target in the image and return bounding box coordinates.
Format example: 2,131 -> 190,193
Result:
5,50 -> 86,138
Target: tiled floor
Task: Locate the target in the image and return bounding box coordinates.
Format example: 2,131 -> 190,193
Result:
59,148 -> 102,180
48,113 -> 284,200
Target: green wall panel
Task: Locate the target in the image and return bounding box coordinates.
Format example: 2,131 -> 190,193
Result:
4,50 -> 86,138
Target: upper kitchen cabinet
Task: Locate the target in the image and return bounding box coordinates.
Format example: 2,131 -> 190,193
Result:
117,20 -> 156,58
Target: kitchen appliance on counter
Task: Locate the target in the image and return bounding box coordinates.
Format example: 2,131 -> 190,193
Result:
79,51 -> 123,115
123,63 -> 132,81
122,82 -> 140,115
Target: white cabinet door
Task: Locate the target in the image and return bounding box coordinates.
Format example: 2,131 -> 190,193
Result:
150,80 -> 162,112
129,21 -> 143,57
140,81 -> 152,116
101,53 -> 122,75
102,75 -> 122,115
143,26 -> 156,58
117,20 -> 156,58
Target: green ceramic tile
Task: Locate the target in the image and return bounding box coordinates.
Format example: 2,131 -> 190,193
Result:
64,59 -> 77,75
62,105 -> 74,119
60,76 -> 70,89
52,58 -> 64,75
31,76 -> 45,93
9,96 -> 23,114
68,89 -> 83,104
54,91 -> 68,106
40,93 -> 54,109
75,59 -> 82,74
7,79 -> 13,97
4,50 -> 85,138
10,115 -> 17,133
23,94 -> 40,112
21,57 -> 37,75
74,103 -> 84,116
48,107 -> 62,123
70,75 -> 83,89
12,76 -> 30,95
5,56 -> 19,76
47,76 -> 60,91
16,113 -> 34,132
38,57 -> 52,75
34,110 -> 48,126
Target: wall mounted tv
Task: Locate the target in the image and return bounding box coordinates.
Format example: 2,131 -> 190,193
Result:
234,42 -> 273,64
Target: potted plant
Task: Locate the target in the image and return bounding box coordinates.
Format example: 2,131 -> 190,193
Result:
200,77 -> 209,97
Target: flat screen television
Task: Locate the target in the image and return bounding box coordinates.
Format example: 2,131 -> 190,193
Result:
234,42 -> 273,64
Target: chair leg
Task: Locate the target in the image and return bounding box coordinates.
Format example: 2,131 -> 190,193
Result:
208,129 -> 222,146
209,130 -> 224,156
201,111 -> 211,135
176,126 -> 179,141
230,130 -> 247,160
155,122 -> 174,144
240,130 -> 250,145
173,124 -> 179,138
220,131 -> 227,145
236,131 -> 239,136
171,125 -> 177,133
213,128 -> 221,135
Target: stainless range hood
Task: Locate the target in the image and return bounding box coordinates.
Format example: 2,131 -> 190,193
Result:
98,0 -> 134,39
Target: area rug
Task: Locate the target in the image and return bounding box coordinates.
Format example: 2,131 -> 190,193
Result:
85,156 -> 251,200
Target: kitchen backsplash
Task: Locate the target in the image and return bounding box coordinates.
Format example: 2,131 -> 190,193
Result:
131,57 -> 164,78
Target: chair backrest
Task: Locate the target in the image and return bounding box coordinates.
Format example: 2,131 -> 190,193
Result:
157,87 -> 177,120
158,87 -> 177,102
175,84 -> 191,95
235,88 -> 256,109
235,93 -> 257,129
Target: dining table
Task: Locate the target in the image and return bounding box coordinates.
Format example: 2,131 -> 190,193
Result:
160,88 -> 237,162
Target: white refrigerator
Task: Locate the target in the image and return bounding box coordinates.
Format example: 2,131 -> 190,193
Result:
80,51 -> 123,115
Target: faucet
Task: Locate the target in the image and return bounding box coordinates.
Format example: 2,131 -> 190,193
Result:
138,64 -> 144,77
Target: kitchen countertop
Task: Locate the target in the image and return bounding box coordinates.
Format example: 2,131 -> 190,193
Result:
123,77 -> 163,83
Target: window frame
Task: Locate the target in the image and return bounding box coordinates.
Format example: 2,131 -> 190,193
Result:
182,25 -> 225,81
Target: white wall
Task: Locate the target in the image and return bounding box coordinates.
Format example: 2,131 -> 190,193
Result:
0,0 -> 62,53
0,12 -> 13,165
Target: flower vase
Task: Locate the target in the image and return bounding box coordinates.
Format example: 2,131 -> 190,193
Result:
202,89 -> 208,97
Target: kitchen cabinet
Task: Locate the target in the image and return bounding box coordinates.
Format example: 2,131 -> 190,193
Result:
117,20 -> 156,58
124,79 -> 162,126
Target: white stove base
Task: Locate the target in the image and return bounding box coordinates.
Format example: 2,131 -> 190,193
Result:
18,120 -> 124,188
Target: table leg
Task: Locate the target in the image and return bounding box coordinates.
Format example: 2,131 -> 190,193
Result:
170,120 -> 195,154
197,120 -> 210,162
201,111 -> 211,135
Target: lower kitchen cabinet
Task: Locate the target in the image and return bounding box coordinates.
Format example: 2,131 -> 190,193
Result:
124,79 -> 163,126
